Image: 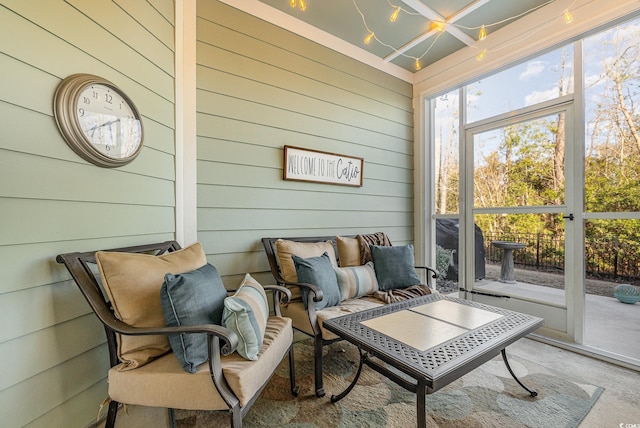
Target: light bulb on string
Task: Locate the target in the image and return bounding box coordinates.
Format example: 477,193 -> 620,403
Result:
299,0 -> 307,11
289,0 -> 296,8
364,31 -> 374,45
430,21 -> 446,32
390,6 -> 400,22
476,49 -> 487,61
564,9 -> 573,24
414,58 -> 421,70
478,25 -> 487,41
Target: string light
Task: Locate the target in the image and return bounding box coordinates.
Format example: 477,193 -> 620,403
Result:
348,0 -> 575,70
564,9 -> 574,24
478,25 -> 487,41
364,31 -> 374,45
430,21 -> 446,32
390,6 -> 401,23
289,0 -> 306,11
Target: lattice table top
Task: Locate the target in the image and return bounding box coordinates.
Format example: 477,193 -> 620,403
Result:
323,293 -> 544,387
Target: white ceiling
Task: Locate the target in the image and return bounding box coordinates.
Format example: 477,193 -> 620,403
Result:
224,0 -> 556,78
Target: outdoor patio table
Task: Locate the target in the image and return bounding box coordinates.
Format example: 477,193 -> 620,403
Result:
323,294 -> 543,428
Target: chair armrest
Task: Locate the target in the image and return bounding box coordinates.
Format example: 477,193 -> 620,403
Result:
107,320 -> 239,356
263,284 -> 293,305
415,265 -> 439,289
287,281 -> 324,304
415,265 -> 439,279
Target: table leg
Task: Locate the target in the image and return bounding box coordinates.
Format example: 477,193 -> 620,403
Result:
416,381 -> 427,428
330,348 -> 365,403
501,349 -> 538,397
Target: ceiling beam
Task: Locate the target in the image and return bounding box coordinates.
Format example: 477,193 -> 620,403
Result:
387,0 -> 485,61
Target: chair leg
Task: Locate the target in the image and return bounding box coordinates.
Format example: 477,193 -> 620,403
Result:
288,344 -> 300,396
230,406 -> 243,428
313,335 -> 325,397
104,400 -> 118,428
168,408 -> 176,428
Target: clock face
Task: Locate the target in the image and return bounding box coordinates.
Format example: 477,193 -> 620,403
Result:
76,83 -> 142,159
53,74 -> 144,168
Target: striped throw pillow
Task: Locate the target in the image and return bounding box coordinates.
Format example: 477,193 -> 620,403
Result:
333,262 -> 379,301
222,273 -> 269,360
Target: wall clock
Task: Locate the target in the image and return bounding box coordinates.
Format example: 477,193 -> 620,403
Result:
53,73 -> 144,168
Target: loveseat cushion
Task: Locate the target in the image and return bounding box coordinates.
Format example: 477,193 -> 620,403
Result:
108,316 -> 292,409
336,236 -> 360,267
222,274 -> 269,361
371,244 -> 421,290
316,297 -> 383,340
292,252 -> 341,310
334,261 -> 378,300
275,239 -> 338,284
160,263 -> 228,373
96,242 -> 208,370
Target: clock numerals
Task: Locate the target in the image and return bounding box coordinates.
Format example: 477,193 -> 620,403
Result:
78,108 -> 85,117
105,93 -> 113,104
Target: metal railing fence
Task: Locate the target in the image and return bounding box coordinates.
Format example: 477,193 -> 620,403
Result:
483,232 -> 640,284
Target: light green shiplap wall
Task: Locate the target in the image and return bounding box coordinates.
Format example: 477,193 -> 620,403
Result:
0,1 -> 175,426
196,2 -> 415,286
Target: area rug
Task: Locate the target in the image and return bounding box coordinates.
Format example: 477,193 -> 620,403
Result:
175,339 -> 603,427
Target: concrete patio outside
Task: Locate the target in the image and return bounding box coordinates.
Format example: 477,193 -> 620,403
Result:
464,265 -> 640,365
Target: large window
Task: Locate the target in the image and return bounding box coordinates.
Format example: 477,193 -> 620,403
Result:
427,14 -> 640,363
466,46 -> 573,124
583,20 -> 640,214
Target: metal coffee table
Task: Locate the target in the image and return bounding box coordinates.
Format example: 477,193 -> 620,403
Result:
323,293 -> 544,428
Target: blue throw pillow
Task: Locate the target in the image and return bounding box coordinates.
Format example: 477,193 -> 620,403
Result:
292,252 -> 341,310
160,263 -> 227,373
370,244 -> 421,291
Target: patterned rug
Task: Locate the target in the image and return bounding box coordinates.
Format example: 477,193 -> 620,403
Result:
175,339 -> 603,427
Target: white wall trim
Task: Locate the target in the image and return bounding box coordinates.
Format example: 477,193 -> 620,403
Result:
175,0 -> 198,246
217,0 -> 414,83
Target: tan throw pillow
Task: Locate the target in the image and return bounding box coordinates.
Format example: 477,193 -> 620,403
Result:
275,239 -> 338,283
336,236 -> 360,267
96,242 -> 207,370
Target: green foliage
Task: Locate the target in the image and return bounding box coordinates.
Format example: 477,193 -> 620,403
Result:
435,245 -> 454,280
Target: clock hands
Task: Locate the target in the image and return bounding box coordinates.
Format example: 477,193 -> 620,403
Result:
85,118 -> 121,137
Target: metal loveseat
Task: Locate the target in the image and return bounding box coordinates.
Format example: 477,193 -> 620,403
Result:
262,233 -> 438,397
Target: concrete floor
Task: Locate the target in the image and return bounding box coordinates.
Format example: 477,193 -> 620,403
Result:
474,268 -> 640,364
95,336 -> 640,427
95,265 -> 640,427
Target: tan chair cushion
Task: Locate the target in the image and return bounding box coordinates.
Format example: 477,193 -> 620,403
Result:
336,236 -> 360,267
275,239 -> 337,301
108,316 -> 292,409
281,297 -> 383,341
275,239 -> 338,283
96,243 -> 207,370
316,298 -> 382,340
280,301 -> 314,336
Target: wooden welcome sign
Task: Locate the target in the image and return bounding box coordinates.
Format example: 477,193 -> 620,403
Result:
283,145 -> 364,187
